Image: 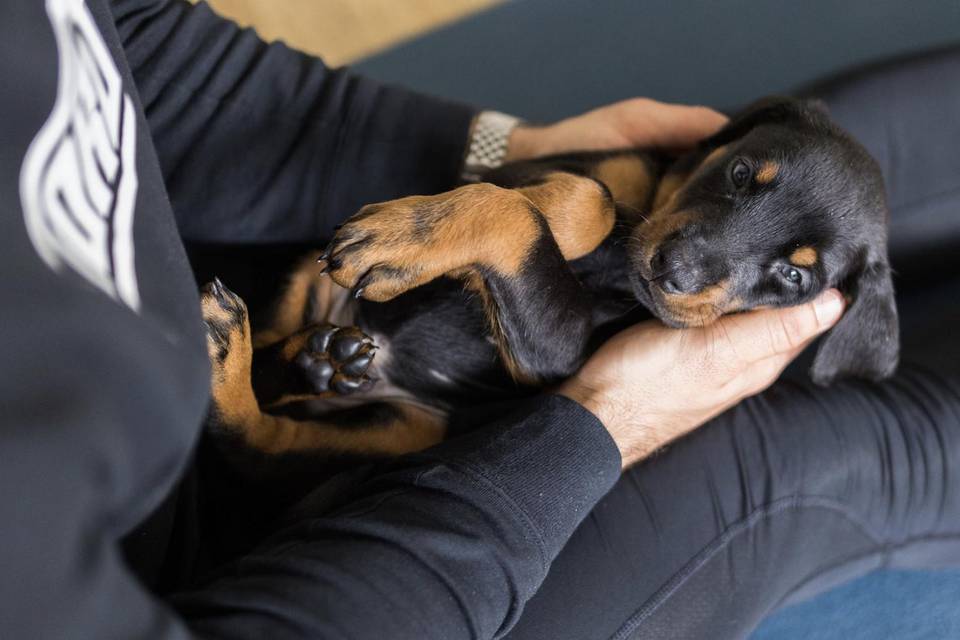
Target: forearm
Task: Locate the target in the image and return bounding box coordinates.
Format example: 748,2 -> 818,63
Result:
112,0 -> 475,243
172,396 -> 620,639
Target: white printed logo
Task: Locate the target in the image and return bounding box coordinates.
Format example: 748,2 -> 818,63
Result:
19,0 -> 140,311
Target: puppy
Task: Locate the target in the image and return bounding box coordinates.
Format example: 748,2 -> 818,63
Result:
200,97 -> 898,468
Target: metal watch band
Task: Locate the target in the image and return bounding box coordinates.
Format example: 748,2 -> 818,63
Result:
462,110 -> 522,182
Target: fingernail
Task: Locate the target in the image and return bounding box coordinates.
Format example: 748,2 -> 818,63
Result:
813,289 -> 845,327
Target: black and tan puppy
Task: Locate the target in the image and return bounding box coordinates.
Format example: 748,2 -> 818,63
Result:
201,97 -> 898,466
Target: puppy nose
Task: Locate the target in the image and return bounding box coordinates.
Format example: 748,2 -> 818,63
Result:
661,274 -> 696,295
651,241 -> 712,295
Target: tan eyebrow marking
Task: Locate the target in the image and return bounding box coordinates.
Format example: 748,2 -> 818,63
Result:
756,161 -> 780,184
789,246 -> 818,267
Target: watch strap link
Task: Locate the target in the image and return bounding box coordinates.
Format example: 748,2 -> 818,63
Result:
462,110 -> 522,181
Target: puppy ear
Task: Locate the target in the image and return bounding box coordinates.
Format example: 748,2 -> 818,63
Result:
704,96 -> 829,148
804,98 -> 830,117
810,255 -> 899,385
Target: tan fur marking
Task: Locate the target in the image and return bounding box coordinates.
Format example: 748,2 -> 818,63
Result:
701,145 -> 728,169
789,246 -> 818,267
253,254 -> 319,347
661,281 -> 738,326
459,270 -> 536,385
254,253 -> 357,348
640,146 -> 740,273
250,404 -> 446,456
325,183 -> 541,301
202,293 -> 261,429
652,145 -> 728,212
652,172 -> 687,211
204,290 -> 446,456
518,172 -> 616,260
326,173 -> 618,301
264,392 -> 330,409
636,210 -> 694,268
279,331 -> 311,361
756,161 -> 780,184
257,268 -> 355,349
591,155 -> 655,210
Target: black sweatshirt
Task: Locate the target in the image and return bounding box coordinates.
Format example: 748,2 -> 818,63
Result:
0,1 -> 622,638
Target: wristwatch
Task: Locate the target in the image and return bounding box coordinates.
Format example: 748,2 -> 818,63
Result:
462,110 -> 523,182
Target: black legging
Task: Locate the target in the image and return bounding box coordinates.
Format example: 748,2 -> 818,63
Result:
505,46 -> 960,640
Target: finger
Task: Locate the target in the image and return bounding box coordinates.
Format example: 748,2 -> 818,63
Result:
648,104 -> 729,148
711,289 -> 845,365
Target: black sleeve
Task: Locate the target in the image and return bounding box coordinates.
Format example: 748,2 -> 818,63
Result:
171,396 -> 622,639
111,0 -> 477,244
3,377 -> 617,638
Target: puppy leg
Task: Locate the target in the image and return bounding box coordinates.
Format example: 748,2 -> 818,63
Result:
323,172 -> 615,299
253,252 -> 346,348
323,172 -> 620,383
201,279 -> 445,458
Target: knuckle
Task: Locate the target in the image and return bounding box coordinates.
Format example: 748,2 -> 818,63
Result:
768,310 -> 809,353
778,313 -> 805,350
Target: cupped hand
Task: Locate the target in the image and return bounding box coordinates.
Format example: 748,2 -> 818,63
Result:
559,290 -> 846,468
505,97 -> 729,161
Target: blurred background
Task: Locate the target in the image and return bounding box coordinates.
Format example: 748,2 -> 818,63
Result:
202,0 -> 501,66
205,0 -> 960,118
199,1 -> 960,637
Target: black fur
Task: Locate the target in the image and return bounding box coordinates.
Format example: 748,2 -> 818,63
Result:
195,95 -> 900,507
225,95 -> 898,482
344,96 -> 897,400
702,96 -> 898,383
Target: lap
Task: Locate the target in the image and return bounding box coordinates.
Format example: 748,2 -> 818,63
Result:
506,363 -> 960,640
507,45 -> 960,640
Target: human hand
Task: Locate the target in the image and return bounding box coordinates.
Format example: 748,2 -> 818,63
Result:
505,97 -> 729,162
559,290 -> 846,468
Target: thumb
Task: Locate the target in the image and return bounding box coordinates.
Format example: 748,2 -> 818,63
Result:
714,289 -> 846,364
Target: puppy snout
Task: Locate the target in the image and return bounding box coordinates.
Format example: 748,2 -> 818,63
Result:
650,236 -> 716,295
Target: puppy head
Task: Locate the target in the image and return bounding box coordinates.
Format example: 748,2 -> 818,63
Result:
629,96 -> 898,384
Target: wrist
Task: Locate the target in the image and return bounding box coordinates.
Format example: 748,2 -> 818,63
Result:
504,124 -> 546,163
557,379 -> 607,428
558,380 -> 654,468
462,111 -> 524,181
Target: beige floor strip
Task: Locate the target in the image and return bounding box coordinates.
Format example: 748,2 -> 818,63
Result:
203,0 -> 503,67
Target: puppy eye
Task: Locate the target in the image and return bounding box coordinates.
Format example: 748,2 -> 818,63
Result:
780,265 -> 803,285
730,160 -> 752,188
